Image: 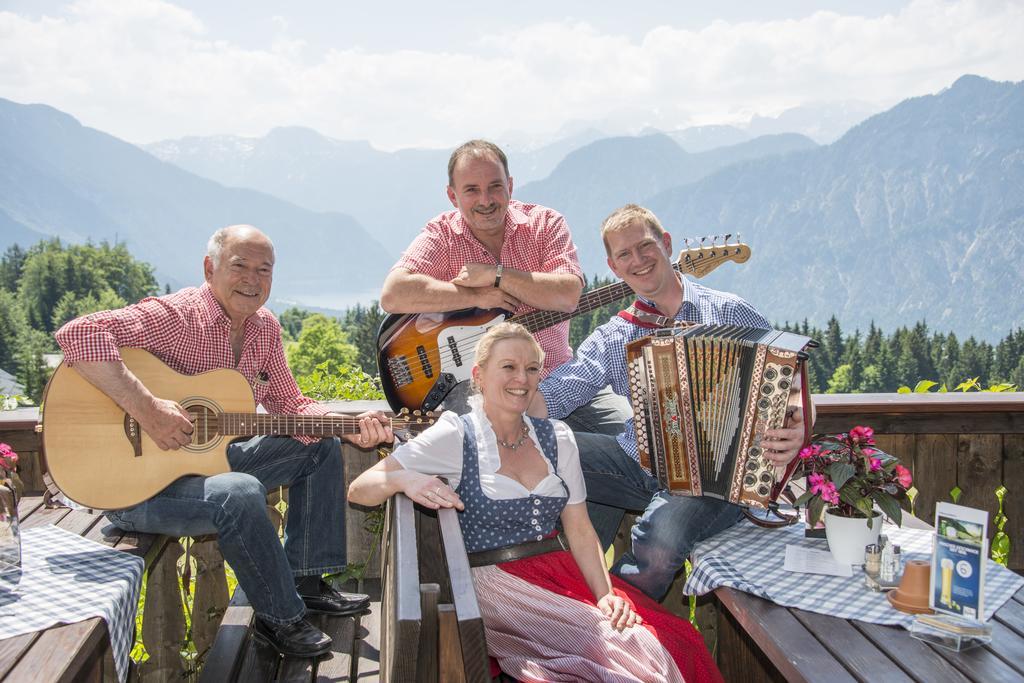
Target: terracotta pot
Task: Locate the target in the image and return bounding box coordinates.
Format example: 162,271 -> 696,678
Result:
824,508 -> 881,565
888,560 -> 935,614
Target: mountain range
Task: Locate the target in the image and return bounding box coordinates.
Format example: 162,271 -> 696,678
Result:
0,75 -> 1020,341
648,75 -> 1024,341
0,99 -> 394,305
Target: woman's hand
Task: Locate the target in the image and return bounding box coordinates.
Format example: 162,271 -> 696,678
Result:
404,474 -> 464,511
597,591 -> 642,631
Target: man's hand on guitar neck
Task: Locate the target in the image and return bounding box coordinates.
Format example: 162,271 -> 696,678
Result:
339,411 -> 394,449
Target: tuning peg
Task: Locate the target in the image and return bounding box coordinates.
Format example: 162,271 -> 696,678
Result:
724,233 -> 733,243
413,409 -> 421,415
398,407 -> 408,416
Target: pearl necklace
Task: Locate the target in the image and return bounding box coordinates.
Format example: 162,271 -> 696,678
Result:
497,421 -> 530,450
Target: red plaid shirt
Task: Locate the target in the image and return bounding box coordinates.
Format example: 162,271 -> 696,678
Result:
392,200 -> 584,373
55,284 -> 328,421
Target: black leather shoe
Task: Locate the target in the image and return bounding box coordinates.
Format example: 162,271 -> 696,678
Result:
298,579 -> 370,616
253,617 -> 332,657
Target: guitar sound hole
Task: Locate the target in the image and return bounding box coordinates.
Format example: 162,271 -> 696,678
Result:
186,405 -> 218,446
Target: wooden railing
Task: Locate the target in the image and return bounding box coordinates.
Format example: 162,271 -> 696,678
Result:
813,392 -> 1024,572
2,392 -> 1021,678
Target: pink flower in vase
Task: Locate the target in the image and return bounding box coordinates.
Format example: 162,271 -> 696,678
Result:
894,465 -> 913,489
848,425 -> 875,445
798,444 -> 821,460
869,457 -> 882,472
809,473 -> 840,505
0,443 -> 17,473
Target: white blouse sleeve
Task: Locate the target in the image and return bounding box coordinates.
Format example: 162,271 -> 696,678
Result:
552,419 -> 587,505
390,411 -> 465,489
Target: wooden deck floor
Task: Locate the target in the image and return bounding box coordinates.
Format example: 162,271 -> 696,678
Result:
201,579 -> 383,682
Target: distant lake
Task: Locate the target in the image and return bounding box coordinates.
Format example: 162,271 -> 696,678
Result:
270,289 -> 381,316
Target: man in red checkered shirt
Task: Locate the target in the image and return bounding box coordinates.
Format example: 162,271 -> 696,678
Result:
55,225 -> 392,658
380,140 -> 631,430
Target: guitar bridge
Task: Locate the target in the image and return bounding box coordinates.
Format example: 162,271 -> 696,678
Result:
123,415 -> 143,457
387,355 -> 413,387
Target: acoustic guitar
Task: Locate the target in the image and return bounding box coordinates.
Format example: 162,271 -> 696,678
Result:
41,348 -> 437,510
377,237 -> 751,412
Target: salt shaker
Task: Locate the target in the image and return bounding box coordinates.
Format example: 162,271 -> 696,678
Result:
864,544 -> 881,586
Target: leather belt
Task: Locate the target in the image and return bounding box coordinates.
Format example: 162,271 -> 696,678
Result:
468,533 -> 569,567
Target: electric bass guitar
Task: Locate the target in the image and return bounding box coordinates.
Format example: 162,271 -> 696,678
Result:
41,348 -> 437,510
377,237 -> 751,412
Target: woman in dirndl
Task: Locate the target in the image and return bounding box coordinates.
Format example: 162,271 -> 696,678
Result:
349,322 -> 722,682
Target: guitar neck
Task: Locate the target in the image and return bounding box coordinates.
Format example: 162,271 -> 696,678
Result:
217,413 -> 373,437
512,263 -> 682,333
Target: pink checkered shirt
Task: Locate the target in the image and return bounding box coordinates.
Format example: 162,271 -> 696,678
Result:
392,200 -> 584,373
55,284 -> 328,422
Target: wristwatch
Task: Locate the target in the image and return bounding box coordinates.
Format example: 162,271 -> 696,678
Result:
493,263 -> 503,288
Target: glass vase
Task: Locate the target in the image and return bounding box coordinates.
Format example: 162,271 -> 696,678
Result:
0,476 -> 20,570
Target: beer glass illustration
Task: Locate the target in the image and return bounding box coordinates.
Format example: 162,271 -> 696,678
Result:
940,558 -> 954,607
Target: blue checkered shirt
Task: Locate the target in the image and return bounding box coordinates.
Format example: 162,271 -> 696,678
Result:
540,277 -> 770,461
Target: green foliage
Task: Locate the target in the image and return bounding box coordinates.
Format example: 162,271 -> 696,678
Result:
295,361 -> 384,401
286,314 -> 358,377
897,377 -> 1017,393
17,239 -> 158,333
278,306 -> 311,343
0,245 -> 26,292
0,239 -> 160,402
569,274 -> 631,350
992,486 -> 1009,567
13,329 -> 54,403
340,302 -> 387,374
0,394 -> 30,410
0,289 -> 27,371
779,317 -> 1024,394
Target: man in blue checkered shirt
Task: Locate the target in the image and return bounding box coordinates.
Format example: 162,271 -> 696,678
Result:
529,204 -> 810,601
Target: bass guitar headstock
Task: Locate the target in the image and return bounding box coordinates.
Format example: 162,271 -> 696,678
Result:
391,408 -> 441,441
677,234 -> 751,279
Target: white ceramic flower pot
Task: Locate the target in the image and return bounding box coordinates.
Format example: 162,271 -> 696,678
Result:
824,509 -> 881,565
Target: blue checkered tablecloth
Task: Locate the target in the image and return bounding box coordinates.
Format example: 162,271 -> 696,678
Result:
683,519 -> 1024,627
0,525 -> 144,682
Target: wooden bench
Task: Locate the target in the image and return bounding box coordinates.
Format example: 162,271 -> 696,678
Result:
379,493 -> 489,682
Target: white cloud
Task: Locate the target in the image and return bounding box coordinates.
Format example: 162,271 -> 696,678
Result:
0,0 -> 1021,148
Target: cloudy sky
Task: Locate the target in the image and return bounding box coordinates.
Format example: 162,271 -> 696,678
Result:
1,0 -> 1021,149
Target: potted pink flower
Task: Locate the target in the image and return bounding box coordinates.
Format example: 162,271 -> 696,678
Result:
793,426 -> 913,564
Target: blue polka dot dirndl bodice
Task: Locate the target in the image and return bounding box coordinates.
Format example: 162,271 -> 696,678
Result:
456,414 -> 569,554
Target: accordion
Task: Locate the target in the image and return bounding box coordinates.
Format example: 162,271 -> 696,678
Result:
626,324 -> 815,510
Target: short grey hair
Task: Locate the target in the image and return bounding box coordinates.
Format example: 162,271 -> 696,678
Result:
206,225 -> 274,265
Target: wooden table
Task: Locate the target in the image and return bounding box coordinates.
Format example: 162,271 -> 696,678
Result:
713,516 -> 1024,683
0,496 -> 158,682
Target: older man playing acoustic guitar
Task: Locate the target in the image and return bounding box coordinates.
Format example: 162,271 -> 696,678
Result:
54,225 -> 393,658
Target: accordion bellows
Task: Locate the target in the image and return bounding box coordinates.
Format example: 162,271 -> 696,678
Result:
626,324 -> 814,510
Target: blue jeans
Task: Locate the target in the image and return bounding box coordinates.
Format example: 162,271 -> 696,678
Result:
573,432 -> 746,601
107,436 -> 347,625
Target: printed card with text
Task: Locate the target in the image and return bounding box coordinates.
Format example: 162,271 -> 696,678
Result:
931,502 -> 988,620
